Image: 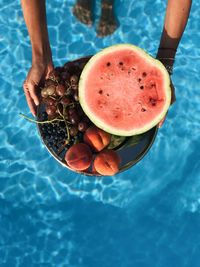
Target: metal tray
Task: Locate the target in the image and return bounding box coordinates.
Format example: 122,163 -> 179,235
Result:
37,57 -> 158,176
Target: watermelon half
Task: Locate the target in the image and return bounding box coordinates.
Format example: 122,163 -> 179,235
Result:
79,44 -> 171,136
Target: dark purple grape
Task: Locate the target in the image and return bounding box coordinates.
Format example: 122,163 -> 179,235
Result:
60,96 -> 71,105
41,97 -> 49,104
70,75 -> 79,91
78,62 -> 86,70
73,91 -> 79,101
64,62 -> 77,73
70,75 -> 78,84
48,113 -> 58,120
78,121 -> 88,132
69,112 -> 80,125
68,107 -> 76,116
82,116 -> 91,124
55,66 -> 64,73
61,71 -> 70,81
46,105 -> 57,116
45,79 -> 57,87
69,126 -> 78,137
46,97 -> 57,106
77,106 -> 84,117
56,84 -> 66,96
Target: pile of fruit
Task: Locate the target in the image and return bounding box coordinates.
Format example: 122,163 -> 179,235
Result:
65,126 -> 121,176
38,58 -> 122,176
23,44 -> 170,176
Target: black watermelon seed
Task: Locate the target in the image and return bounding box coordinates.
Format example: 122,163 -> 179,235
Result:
119,62 -> 123,65
149,98 -> 157,106
141,108 -> 146,112
140,86 -> 144,90
142,72 -> 147,77
106,62 -> 111,67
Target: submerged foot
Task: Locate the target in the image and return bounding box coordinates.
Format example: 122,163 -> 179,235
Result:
97,0 -> 119,37
73,0 -> 93,25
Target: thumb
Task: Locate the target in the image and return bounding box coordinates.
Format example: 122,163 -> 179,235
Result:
158,116 -> 166,128
46,64 -> 54,78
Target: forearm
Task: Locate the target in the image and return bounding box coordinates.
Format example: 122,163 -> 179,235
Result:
157,0 -> 192,59
21,0 -> 52,64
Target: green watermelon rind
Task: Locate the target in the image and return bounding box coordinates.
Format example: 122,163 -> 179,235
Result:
79,44 -> 171,136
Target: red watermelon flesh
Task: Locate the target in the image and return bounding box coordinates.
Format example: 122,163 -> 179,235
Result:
79,44 -> 171,136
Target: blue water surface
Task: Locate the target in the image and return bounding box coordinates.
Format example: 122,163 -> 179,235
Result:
0,0 -> 200,266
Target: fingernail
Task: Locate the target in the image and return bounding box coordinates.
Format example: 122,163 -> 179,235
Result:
31,110 -> 36,116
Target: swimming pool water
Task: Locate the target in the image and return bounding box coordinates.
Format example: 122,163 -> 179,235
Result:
0,0 -> 200,266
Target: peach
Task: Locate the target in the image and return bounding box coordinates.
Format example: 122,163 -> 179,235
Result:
83,126 -> 111,152
93,149 -> 121,176
65,143 -> 93,171
91,163 -> 99,175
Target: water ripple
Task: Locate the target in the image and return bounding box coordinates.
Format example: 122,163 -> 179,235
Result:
1,0 -> 200,266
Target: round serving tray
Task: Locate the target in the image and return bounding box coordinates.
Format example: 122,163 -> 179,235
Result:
37,57 -> 158,176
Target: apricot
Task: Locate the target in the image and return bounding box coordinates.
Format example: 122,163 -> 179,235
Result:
83,126 -> 111,152
93,149 -> 121,176
65,143 -> 93,171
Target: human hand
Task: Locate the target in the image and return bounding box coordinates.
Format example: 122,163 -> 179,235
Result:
158,78 -> 176,128
23,61 -> 54,116
156,49 -> 176,128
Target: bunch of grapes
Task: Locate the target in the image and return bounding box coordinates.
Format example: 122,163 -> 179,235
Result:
39,60 -> 92,153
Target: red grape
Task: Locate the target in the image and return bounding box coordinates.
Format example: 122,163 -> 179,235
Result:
46,97 -> 57,106
61,71 -> 70,81
56,84 -> 66,96
68,107 -> 76,115
69,126 -> 78,136
55,66 -> 64,73
60,96 -> 71,105
46,105 -> 57,116
69,112 -> 80,125
45,79 -> 57,87
82,116 -> 91,124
